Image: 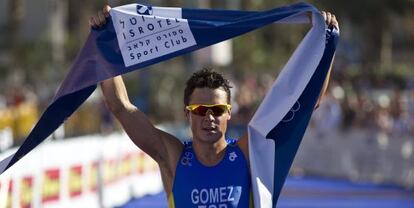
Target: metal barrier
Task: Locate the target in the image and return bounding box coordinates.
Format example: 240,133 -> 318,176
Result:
293,128 -> 414,189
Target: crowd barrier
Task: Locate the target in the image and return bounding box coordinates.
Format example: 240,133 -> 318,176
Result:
0,133 -> 162,208
293,128 -> 414,189
227,124 -> 414,189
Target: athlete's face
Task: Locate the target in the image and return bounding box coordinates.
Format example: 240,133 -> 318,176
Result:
186,88 -> 231,144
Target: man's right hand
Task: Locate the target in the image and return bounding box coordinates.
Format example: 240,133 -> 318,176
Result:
89,5 -> 111,28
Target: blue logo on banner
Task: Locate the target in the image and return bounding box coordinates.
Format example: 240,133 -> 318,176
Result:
137,5 -> 153,15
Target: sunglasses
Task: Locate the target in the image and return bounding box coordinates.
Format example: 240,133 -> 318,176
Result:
186,104 -> 232,117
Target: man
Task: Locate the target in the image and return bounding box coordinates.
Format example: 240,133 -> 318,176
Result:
91,5 -> 338,208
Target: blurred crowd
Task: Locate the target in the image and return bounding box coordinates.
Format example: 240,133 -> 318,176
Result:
0,69 -> 413,152
0,86 -> 38,151
230,71 -> 414,138
311,81 -> 414,137
0,85 -> 114,151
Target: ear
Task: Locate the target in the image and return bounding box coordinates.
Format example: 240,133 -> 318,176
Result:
227,110 -> 232,120
184,108 -> 190,120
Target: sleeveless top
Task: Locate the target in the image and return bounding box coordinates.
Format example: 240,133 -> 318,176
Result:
170,140 -> 253,208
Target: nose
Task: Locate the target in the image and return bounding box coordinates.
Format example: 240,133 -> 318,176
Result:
204,109 -> 215,121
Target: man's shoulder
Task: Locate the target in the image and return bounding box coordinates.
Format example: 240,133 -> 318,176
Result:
236,135 -> 249,163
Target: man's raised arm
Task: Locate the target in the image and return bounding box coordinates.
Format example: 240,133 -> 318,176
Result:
314,11 -> 339,109
100,77 -> 183,162
91,5 -> 183,166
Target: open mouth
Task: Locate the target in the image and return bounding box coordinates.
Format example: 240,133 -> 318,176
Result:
203,126 -> 217,132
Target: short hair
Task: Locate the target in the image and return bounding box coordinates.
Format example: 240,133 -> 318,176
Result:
184,68 -> 232,106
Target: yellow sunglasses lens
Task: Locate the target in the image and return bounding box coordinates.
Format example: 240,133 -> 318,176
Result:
187,104 -> 231,116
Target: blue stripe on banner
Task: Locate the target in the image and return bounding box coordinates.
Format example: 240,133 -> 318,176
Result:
266,28 -> 339,207
186,3 -> 315,47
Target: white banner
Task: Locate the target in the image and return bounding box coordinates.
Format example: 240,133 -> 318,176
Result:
111,5 -> 197,67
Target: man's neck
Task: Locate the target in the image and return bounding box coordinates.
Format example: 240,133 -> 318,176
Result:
192,138 -> 227,167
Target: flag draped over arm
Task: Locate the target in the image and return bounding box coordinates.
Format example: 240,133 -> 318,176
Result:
0,3 -> 339,207
248,27 -> 338,207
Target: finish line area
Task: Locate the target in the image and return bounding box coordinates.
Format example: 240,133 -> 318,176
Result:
1,131 -> 413,207
119,176 -> 414,208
